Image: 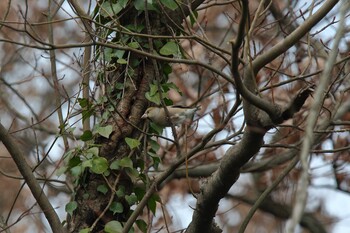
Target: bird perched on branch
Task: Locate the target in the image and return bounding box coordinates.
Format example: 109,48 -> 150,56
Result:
141,105 -> 200,127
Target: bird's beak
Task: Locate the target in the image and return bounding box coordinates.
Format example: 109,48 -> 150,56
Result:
141,113 -> 147,119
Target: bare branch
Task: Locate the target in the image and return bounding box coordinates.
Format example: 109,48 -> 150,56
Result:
0,123 -> 64,233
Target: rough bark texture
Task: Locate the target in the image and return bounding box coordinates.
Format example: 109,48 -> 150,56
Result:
68,1 -> 202,231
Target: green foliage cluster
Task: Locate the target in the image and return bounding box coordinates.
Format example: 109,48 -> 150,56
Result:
61,121 -> 161,233
59,1 -> 198,232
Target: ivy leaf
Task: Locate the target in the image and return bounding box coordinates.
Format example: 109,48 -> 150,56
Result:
160,41 -> 179,56
150,154 -> 161,169
109,202 -> 124,215
125,137 -> 140,149
100,2 -> 123,17
162,82 -> 180,93
160,0 -> 178,10
68,156 -> 81,168
125,194 -> 138,205
162,63 -> 172,75
136,219 -> 148,233
80,130 -> 93,141
145,84 -> 162,105
128,41 -> 140,48
149,139 -> 160,152
87,147 -> 99,157
147,193 -> 161,215
115,50 -> 125,59
91,157 -> 109,174
56,165 -> 67,177
189,10 -> 199,26
118,157 -> 134,168
110,160 -> 120,170
147,195 -> 157,215
149,122 -> 163,134
119,0 -> 129,8
76,99 -> 92,122
78,98 -> 89,108
134,0 -> 158,11
97,184 -> 109,195
82,159 -> 93,169
70,165 -> 83,178
116,186 -> 125,198
65,201 -> 77,216
103,47 -> 118,62
117,58 -> 127,64
134,187 -> 146,201
145,92 -> 161,105
125,167 -> 139,182
96,125 -> 113,138
104,220 -> 123,233
79,228 -> 90,233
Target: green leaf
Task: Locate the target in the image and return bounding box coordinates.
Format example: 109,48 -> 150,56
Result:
109,202 -> 124,215
110,160 -> 120,170
160,0 -> 178,10
115,50 -> 125,59
119,0 -> 129,8
104,220 -> 123,233
134,0 -> 157,11
162,63 -> 172,75
147,195 -> 157,215
153,40 -> 163,50
125,167 -> 140,182
103,47 -> 117,62
65,201 -> 77,216
149,122 -> 163,134
100,2 -> 123,17
56,165 -> 67,177
145,92 -> 161,105
80,130 -> 93,141
189,10 -> 198,26
136,219 -> 148,233
116,186 -> 125,197
67,156 -> 81,168
125,137 -> 141,149
145,84 -> 163,105
78,98 -> 89,108
150,155 -> 161,169
117,58 -> 127,64
82,110 -> 94,122
125,194 -> 138,205
118,157 -> 134,168
104,169 -> 110,176
162,82 -> 180,92
96,125 -> 113,138
82,159 -> 93,169
115,82 -> 124,90
149,84 -> 158,96
128,41 -> 140,49
70,165 -> 83,178
97,184 -> 109,195
149,139 -> 160,152
87,147 -> 99,157
147,193 -> 161,215
91,157 -> 109,174
159,41 -> 179,56
126,24 -> 145,33
79,228 -> 90,233
134,187 -> 146,201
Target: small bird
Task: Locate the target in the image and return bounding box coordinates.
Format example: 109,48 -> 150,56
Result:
141,105 -> 200,127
